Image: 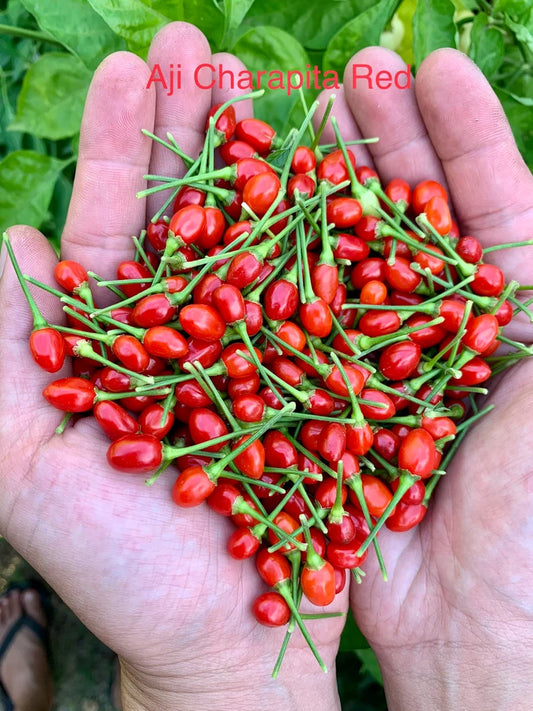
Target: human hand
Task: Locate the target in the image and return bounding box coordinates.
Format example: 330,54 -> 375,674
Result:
318,46 -> 533,710
0,22 -> 348,711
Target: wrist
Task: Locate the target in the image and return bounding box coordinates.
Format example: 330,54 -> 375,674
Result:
377,634 -> 533,711
120,651 -> 342,711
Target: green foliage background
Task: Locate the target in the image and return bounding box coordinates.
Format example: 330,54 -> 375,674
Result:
0,0 -> 532,705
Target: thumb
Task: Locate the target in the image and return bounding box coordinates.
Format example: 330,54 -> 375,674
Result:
0,226 -> 65,440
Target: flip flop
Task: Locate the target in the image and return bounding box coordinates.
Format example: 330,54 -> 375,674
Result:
0,580 -> 51,711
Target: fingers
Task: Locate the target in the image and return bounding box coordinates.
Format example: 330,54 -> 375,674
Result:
211,53 -> 254,122
146,22 -> 213,218
313,87 -> 375,168
343,47 -> 447,187
415,49 -> 533,278
0,227 -> 64,437
62,52 -> 156,279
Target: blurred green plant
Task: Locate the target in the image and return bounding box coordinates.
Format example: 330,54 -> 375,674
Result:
0,0 -> 532,703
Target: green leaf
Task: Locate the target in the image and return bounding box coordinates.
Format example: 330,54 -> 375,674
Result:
223,0 -> 256,45
87,0 -> 170,55
231,26 -> 311,133
9,53 -> 91,140
504,12 -> 533,53
243,0 -> 378,51
495,88 -> 533,171
323,0 -> 399,75
182,0 -> 224,48
339,612 -> 370,652
412,0 -> 456,67
0,151 -> 66,231
468,12 -> 504,77
493,0 -> 530,14
20,0 -> 126,70
355,648 -> 384,686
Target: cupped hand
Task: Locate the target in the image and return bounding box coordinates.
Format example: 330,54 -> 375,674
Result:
0,23 -> 347,711
318,47 -> 533,710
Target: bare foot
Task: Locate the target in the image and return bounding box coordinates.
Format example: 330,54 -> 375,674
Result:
0,589 -> 52,711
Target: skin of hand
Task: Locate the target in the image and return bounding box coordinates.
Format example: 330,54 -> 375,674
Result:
1,21 -> 533,711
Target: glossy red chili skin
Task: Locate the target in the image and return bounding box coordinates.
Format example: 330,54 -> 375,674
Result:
334,567 -> 347,594
107,434 -> 162,473
211,284 -> 244,324
494,300 -> 512,326
263,430 -> 298,469
43,377 -> 95,412
243,172 -> 281,217
121,395 -> 156,412
425,195 -> 452,235
449,356 -> 491,386
233,435 -> 265,479
326,541 -> 368,570
259,387 -> 283,410
207,103 -> 236,143
168,205 -> 206,246
235,118 -> 276,155
373,428 -> 400,461
311,263 -> 339,305
143,327 -> 188,359
412,179 -> 447,214
192,274 -> 224,307
407,314 -> 446,348
317,149 -> 355,185
438,299 -> 471,332
116,261 -> 152,298
268,511 -> 304,552
326,197 -> 362,228
207,483 -> 240,516
301,561 -> 336,606
288,173 -> 316,200
222,343 -> 262,378
234,158 -> 274,192
315,478 -> 346,510
398,428 -> 436,479
379,341 -> 421,380
456,235 -> 483,263
327,514 -> 356,545
359,310 -> 401,337
177,338 -> 222,370
54,260 -> 88,292
325,365 -> 365,398
471,263 -> 505,296
226,251 -> 262,289
196,207 -> 226,251
29,328 -> 65,373
291,145 -> 316,174
354,215 -> 380,241
112,335 -> 150,373
219,139 -> 256,165
172,466 -> 216,507
240,300 -> 261,337
264,279 -> 299,321
351,258 -> 386,289
228,528 -> 260,559
179,304 -> 226,342
93,401 -> 138,440
385,177 -> 411,207
256,548 -> 291,587
138,403 -> 174,439
300,420 -> 325,452
227,373 -> 261,399
421,415 -> 457,441
386,502 -> 427,532
253,592 -> 290,627
173,185 -> 206,211
188,408 -> 228,452
275,321 -> 306,354
332,233 -> 370,262
318,423 -> 347,463
462,313 -> 499,353
359,389 -> 396,420
174,379 -> 211,408
346,422 -> 374,456
146,220 -> 169,251
100,367 -> 131,392
391,477 -> 425,505
384,257 -> 422,292
232,394 -> 264,422
132,294 -> 176,327
299,299 -> 332,338
306,389 -> 334,416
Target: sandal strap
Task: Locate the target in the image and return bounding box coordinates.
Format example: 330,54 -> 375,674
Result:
0,679 -> 14,711
0,616 -> 48,661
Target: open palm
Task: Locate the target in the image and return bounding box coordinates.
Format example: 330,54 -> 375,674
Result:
322,47 -> 533,709
1,23 -> 532,711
